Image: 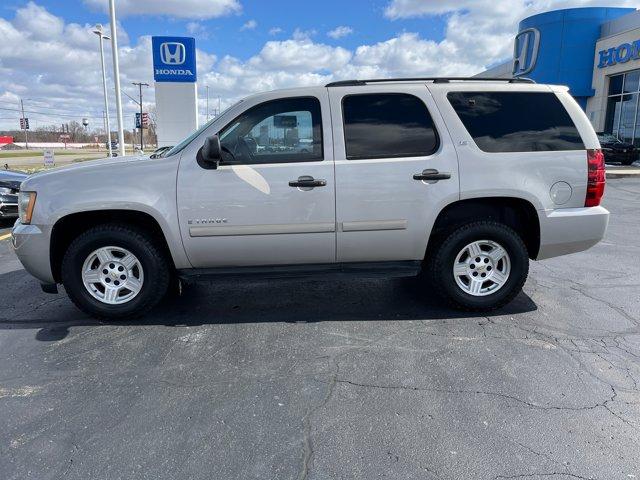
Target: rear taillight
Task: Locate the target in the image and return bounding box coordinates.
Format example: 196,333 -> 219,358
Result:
585,149 -> 605,207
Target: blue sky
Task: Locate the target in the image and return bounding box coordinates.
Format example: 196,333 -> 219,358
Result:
2,0 -> 447,60
0,0 -> 637,131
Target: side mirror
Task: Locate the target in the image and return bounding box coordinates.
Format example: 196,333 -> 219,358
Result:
201,134 -> 222,167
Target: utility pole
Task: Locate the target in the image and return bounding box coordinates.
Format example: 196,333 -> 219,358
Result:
108,0 -> 126,157
20,99 -> 29,149
206,85 -> 210,121
132,82 -> 149,151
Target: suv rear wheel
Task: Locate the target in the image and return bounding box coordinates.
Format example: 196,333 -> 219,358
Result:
61,224 -> 170,319
427,221 -> 529,311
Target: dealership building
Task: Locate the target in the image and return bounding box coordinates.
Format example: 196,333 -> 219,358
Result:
479,7 -> 640,146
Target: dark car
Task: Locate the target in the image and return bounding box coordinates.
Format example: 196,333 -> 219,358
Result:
597,133 -> 638,165
149,146 -> 174,159
0,169 -> 28,219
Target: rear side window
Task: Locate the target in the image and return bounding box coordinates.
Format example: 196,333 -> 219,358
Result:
342,93 -> 439,160
447,92 -> 584,153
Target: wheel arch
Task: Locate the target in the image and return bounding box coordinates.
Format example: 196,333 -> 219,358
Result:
426,197 -> 541,260
50,209 -> 177,283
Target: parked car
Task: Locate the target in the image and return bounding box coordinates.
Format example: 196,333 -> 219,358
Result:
12,78 -> 609,319
150,146 -> 174,159
596,132 -> 638,165
0,169 -> 27,219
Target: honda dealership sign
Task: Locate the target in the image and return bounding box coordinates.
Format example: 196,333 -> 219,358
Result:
512,28 -> 540,76
152,36 -> 198,147
152,36 -> 197,82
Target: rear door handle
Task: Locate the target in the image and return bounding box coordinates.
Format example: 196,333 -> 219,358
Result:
413,169 -> 451,181
288,175 -> 327,188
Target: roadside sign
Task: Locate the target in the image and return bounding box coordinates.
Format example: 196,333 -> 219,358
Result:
136,112 -> 150,129
59,134 -> 70,149
43,149 -> 55,166
20,118 -> 30,130
152,36 -> 197,83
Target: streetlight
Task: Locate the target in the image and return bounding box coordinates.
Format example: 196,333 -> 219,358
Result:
206,85 -> 210,121
108,0 -> 126,157
93,24 -> 112,157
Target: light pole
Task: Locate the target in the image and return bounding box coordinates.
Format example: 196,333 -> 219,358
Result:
93,24 -> 112,158
108,0 -> 126,157
206,85 -> 210,121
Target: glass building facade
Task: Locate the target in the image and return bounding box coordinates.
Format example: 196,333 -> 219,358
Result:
605,69 -> 640,146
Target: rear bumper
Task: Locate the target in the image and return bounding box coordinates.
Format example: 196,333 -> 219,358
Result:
11,221 -> 55,284
537,206 -> 609,260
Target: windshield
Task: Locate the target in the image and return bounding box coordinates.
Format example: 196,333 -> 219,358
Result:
164,100 -> 243,157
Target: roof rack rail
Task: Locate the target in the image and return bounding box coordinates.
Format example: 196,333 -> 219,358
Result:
325,77 -> 535,87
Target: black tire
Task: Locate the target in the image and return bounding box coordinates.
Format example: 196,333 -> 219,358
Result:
61,224 -> 171,319
426,221 -> 529,311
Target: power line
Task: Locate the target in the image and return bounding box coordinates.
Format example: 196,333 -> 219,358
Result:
0,102 -> 106,116
0,106 -> 136,120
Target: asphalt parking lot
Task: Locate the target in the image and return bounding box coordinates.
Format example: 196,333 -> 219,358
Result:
0,178 -> 639,480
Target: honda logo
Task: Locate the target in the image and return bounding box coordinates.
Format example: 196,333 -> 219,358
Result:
160,42 -> 186,65
512,28 -> 540,77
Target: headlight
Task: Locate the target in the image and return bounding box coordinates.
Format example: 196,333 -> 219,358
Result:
0,186 -> 12,194
18,191 -> 37,224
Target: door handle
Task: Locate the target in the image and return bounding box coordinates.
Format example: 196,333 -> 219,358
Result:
289,175 -> 327,188
413,169 -> 451,181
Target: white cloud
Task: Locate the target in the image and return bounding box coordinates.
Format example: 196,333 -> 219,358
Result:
382,0 -> 639,76
186,21 -> 210,39
83,0 -> 241,19
240,19 -> 257,31
385,0 -> 637,18
292,28 -> 317,41
327,26 -> 353,39
268,27 -> 283,36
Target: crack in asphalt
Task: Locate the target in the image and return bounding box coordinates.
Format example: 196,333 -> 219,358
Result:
512,440 -> 570,475
331,379 -> 639,431
494,473 -> 596,479
298,357 -> 339,480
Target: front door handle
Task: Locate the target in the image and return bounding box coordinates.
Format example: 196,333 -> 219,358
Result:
289,175 -> 327,188
413,169 -> 451,181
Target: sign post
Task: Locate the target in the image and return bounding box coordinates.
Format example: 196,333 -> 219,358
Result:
43,149 -> 55,167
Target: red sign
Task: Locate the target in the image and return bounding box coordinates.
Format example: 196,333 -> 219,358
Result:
0,135 -> 13,146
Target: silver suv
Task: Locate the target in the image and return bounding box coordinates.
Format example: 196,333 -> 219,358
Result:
12,78 -> 609,319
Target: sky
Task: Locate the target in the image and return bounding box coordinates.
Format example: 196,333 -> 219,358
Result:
0,0 -> 638,132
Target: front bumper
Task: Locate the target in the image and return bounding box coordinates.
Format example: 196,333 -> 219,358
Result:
11,221 -> 55,284
537,206 -> 609,260
0,194 -> 18,217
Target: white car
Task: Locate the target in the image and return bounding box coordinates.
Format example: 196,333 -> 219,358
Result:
12,77 -> 608,318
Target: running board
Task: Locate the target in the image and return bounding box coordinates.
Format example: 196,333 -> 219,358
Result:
177,261 -> 422,282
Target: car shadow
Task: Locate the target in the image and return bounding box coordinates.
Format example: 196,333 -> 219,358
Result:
0,269 -> 538,342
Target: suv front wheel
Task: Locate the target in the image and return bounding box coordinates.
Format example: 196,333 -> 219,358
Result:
61,224 -> 171,319
427,221 -> 529,311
